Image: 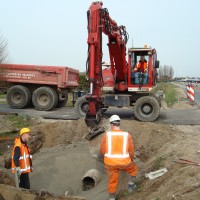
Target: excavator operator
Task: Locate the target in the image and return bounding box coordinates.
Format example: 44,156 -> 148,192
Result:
132,56 -> 148,84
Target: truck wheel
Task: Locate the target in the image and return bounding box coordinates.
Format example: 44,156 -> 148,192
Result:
74,96 -> 89,117
57,93 -> 68,108
6,85 -> 31,108
32,87 -> 58,111
134,96 -> 160,122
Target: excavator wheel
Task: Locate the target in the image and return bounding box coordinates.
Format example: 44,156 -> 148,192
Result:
74,96 -> 89,117
134,96 -> 160,122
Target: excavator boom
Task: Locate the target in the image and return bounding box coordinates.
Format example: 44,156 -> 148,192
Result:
85,2 -> 128,136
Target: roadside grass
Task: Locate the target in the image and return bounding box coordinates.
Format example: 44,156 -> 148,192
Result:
151,155 -> 166,171
4,115 -> 32,130
153,83 -> 179,107
0,93 -> 6,104
66,92 -> 74,107
0,94 -> 6,98
0,100 -> 7,104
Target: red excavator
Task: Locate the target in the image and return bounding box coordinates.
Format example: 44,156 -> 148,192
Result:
75,1 -> 161,140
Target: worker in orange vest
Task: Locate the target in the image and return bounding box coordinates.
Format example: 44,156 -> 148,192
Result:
100,115 -> 138,200
11,127 -> 32,189
132,56 -> 148,84
134,56 -> 148,73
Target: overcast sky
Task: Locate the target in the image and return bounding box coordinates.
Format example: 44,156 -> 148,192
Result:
0,0 -> 199,77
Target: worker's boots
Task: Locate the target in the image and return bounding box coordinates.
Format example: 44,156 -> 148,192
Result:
108,193 -> 116,200
128,176 -> 137,193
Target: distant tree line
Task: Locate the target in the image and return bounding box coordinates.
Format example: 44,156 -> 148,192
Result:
158,65 -> 174,82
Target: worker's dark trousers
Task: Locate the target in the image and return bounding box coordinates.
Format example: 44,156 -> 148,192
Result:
19,173 -> 30,189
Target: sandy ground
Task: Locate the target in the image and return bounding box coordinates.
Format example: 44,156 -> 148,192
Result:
1,87 -> 200,200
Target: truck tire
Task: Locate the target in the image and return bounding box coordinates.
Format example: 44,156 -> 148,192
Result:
57,93 -> 68,108
6,85 -> 31,109
74,96 -> 89,117
32,87 -> 58,111
134,96 -> 160,122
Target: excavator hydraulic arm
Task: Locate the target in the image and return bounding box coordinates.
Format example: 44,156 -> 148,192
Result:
85,1 -> 128,140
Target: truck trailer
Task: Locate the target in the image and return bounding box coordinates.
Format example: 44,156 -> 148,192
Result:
0,64 -> 79,111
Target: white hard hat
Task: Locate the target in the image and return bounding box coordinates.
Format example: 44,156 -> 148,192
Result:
109,115 -> 120,123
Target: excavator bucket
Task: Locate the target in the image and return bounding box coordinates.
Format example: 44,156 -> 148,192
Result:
84,99 -> 105,140
85,126 -> 105,141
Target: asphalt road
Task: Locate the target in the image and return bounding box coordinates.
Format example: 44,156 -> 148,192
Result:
1,82 -> 200,125
0,104 -> 78,120
0,103 -> 200,125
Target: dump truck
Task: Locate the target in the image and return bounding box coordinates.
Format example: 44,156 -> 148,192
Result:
0,63 -> 79,111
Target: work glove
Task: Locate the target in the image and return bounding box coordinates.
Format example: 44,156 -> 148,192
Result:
16,167 -> 21,176
134,68 -> 138,72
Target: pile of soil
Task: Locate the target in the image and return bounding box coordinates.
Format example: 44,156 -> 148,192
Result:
120,123 -> 200,200
0,184 -> 86,200
32,118 -> 88,148
0,171 -> 14,186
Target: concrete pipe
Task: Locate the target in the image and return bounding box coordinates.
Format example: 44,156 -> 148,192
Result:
82,169 -> 101,191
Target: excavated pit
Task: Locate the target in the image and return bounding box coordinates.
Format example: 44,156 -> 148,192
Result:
1,104 -> 200,200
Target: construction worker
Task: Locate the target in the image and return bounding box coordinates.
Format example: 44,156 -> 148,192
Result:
100,115 -> 138,200
132,56 -> 148,84
11,127 -> 32,189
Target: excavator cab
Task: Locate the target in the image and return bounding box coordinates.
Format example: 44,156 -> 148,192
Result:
128,47 -> 159,90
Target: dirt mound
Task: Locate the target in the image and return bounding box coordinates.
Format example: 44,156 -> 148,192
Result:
0,184 -> 85,200
120,123 -> 200,200
0,171 -> 14,186
32,118 -> 88,148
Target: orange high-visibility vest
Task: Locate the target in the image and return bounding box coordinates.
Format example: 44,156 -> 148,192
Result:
135,61 -> 148,72
11,137 -> 32,174
104,131 -> 131,165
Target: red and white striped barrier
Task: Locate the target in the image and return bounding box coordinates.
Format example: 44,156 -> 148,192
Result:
187,85 -> 195,102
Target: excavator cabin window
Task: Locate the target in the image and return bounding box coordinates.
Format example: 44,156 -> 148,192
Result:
131,52 -> 149,85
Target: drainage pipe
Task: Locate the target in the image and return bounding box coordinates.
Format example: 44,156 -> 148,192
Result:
82,169 -> 101,191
